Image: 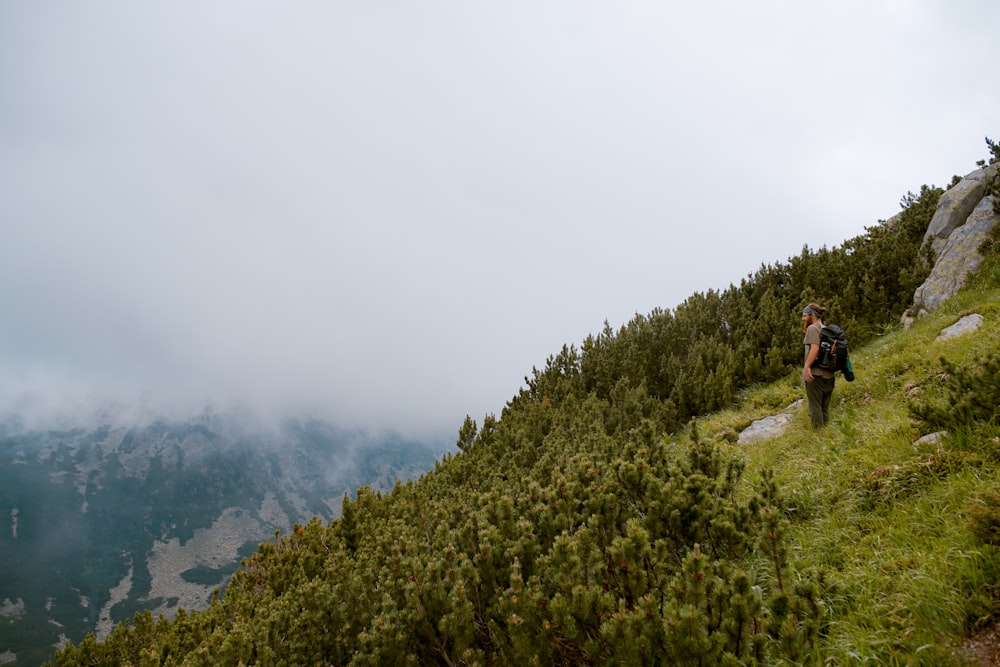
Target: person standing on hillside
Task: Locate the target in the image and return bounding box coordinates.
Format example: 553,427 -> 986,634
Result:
802,303 -> 835,428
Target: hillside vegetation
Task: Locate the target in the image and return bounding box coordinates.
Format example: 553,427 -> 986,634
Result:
0,417 -> 443,667
51,148 -> 1000,665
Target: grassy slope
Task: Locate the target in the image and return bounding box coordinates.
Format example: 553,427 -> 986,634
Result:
697,258 -> 1000,664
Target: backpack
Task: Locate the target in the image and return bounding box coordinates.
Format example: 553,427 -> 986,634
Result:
814,324 -> 855,382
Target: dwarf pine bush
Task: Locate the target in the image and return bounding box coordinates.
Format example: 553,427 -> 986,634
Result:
910,351 -> 1000,434
51,414 -> 828,666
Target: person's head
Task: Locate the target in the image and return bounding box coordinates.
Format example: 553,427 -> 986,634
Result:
801,303 -> 827,330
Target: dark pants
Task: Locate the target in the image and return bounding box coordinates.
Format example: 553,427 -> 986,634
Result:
805,375 -> 835,427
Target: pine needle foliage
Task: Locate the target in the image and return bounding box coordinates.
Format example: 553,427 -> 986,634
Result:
983,135 -> 1000,215
910,351 -> 1000,433
52,418 -> 827,665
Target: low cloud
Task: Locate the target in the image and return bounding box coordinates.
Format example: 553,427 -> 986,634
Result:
1,1 -> 997,436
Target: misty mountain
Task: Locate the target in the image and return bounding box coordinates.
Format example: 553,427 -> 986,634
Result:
0,413 -> 447,666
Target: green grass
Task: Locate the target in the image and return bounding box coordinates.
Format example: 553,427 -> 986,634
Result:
695,262 -> 1000,664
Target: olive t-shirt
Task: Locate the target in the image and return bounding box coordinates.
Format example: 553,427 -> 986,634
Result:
804,323 -> 835,379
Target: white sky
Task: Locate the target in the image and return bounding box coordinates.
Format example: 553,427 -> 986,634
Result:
1,1 -> 997,437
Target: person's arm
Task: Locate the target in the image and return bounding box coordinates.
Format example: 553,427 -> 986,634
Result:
803,343 -> 819,382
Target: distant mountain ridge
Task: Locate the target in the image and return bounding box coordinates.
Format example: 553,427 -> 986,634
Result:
0,413 -> 446,666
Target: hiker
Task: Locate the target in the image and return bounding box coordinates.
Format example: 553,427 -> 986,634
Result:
802,302 -> 835,428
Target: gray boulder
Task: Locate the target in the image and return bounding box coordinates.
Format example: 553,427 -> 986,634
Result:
921,164 -> 997,258
903,180 -> 999,328
737,399 -> 803,444
914,431 -> 947,446
936,313 -> 984,341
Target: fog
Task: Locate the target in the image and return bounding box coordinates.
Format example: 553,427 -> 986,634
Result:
1,1 -> 997,438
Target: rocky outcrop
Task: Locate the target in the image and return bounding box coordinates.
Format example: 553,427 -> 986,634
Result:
922,164 -> 997,257
902,163 -> 999,328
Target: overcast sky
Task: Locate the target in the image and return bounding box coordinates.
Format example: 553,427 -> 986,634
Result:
1,1 -> 997,437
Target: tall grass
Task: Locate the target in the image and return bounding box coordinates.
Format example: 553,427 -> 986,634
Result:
697,258 -> 1000,664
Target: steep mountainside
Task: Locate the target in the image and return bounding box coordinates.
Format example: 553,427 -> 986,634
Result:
43,146 -> 1000,665
38,300 -> 1000,664
0,415 -> 445,666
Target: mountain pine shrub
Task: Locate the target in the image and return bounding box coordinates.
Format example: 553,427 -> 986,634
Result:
50,418 -> 829,665
910,351 -> 1000,435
